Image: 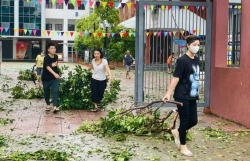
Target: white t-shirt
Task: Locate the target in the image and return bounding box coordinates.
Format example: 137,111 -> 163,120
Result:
92,58 -> 108,81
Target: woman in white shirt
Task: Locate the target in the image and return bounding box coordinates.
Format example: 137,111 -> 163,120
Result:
88,49 -> 112,111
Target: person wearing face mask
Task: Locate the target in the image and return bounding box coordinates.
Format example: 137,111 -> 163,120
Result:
88,49 -> 112,112
162,35 -> 200,157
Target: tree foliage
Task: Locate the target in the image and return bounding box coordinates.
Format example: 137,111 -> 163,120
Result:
75,0 -> 135,62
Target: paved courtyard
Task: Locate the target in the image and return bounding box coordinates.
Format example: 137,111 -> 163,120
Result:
0,62 -> 249,161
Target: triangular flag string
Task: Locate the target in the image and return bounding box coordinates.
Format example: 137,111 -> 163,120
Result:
115,2 -> 119,8
101,2 -> 107,8
126,2 -> 132,9
96,1 -> 100,7
70,0 -> 76,6
64,0 -> 69,5
51,0 -> 56,5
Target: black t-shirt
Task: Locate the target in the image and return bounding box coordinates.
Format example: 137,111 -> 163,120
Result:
173,54 -> 200,100
42,54 -> 59,82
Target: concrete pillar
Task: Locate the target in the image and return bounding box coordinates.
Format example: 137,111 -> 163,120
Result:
41,0 -> 46,52
63,2 -> 68,62
211,0 -> 228,67
13,0 -> 19,59
42,39 -> 46,51
41,0 -> 46,31
12,38 -> 17,59
14,0 -> 19,37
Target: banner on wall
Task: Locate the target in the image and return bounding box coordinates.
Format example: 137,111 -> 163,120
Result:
16,42 -> 29,60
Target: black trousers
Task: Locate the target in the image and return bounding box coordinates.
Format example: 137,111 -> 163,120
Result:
42,79 -> 59,107
90,78 -> 107,104
174,97 -> 198,145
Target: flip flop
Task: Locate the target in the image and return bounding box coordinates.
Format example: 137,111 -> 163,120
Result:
53,108 -> 60,113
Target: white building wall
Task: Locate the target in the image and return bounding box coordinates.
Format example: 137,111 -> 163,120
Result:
42,3 -> 90,62
6,1 -> 89,61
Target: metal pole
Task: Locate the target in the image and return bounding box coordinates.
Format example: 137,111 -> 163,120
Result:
0,41 -> 2,75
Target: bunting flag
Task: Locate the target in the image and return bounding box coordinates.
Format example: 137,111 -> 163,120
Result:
121,3 -> 126,9
24,29 -> 28,34
28,29 -> 32,35
0,26 -> 201,38
101,1 -> 107,8
95,1 -> 100,7
89,1 -> 94,7
126,2 -> 132,9
15,0 -> 218,12
83,1 -> 88,7
58,0 -> 63,5
77,0 -> 81,7
64,0 -> 69,5
108,1 -> 114,8
70,0 -> 76,6
65,31 -> 69,36
161,5 -> 165,10
51,0 -> 56,5
115,2 -> 119,8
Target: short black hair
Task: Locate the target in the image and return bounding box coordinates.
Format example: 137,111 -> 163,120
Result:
47,43 -> 56,50
93,49 -> 104,58
171,52 -> 174,55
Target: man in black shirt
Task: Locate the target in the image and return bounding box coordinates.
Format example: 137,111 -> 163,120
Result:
42,43 -> 60,113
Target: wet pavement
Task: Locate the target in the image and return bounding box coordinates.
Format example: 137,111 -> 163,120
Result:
0,62 -> 250,161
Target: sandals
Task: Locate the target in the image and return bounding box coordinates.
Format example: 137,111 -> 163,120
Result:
53,107 -> 60,113
90,108 -> 99,112
45,106 -> 51,112
90,104 -> 102,112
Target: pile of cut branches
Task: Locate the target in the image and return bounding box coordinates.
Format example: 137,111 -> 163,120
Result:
78,101 -> 183,140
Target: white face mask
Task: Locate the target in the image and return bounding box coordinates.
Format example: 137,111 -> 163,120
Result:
189,46 -> 200,54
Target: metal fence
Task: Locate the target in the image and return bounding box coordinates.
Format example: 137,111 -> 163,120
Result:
227,2 -> 242,67
135,1 -> 212,107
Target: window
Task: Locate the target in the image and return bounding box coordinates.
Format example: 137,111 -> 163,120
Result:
68,24 -> 75,31
56,3 -> 63,9
46,24 -> 52,30
2,0 -> 10,6
68,3 -> 74,9
1,22 -> 10,28
78,4 -> 85,10
228,2 -> 241,67
90,8 -> 94,14
55,24 -> 63,31
23,23 -> 29,28
23,1 -> 29,7
29,23 -> 35,29
46,2 -> 53,8
19,0 -> 41,36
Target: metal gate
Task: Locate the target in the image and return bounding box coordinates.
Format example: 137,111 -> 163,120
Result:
134,1 -> 212,107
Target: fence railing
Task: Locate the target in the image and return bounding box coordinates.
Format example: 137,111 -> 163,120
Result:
227,2 -> 241,67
